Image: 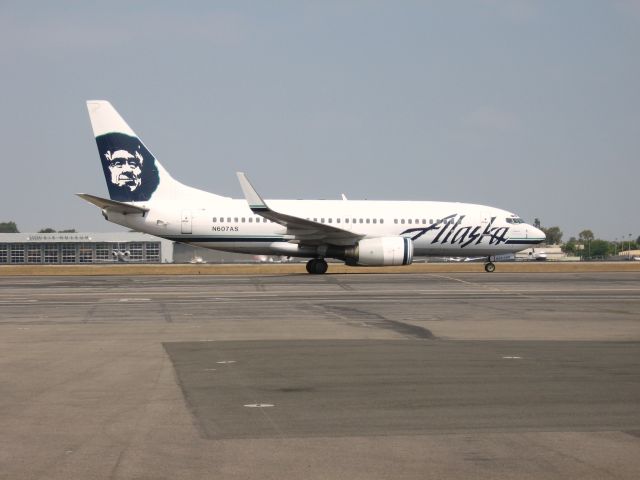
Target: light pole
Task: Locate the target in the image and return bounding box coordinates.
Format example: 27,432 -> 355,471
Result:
614,238 -> 618,256
629,234 -> 633,261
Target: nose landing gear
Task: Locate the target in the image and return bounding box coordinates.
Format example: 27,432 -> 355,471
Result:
306,258 -> 328,274
484,258 -> 496,273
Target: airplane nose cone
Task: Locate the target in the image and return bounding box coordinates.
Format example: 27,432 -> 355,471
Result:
532,226 -> 546,242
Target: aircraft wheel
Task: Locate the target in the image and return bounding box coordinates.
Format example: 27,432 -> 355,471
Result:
314,259 -> 328,274
306,259 -> 317,274
484,262 -> 496,273
306,258 -> 328,274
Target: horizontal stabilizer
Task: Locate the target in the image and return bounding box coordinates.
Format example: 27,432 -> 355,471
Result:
76,193 -> 148,215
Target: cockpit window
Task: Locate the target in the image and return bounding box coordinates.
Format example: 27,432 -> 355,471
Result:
506,217 -> 525,224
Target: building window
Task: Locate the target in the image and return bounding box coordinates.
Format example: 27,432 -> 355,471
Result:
0,245 -> 8,263
145,243 -> 160,262
129,243 -> 143,261
27,245 -> 42,263
79,244 -> 94,263
44,245 -> 59,263
10,244 -> 25,263
95,244 -> 110,262
61,244 -> 76,263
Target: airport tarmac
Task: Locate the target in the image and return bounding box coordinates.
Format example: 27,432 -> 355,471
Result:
1,272 -> 639,479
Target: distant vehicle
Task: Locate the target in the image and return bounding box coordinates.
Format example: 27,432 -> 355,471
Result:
528,249 -> 547,261
188,256 -> 207,264
79,101 -> 546,274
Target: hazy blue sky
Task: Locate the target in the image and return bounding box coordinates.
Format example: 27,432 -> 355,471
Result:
1,1 -> 638,240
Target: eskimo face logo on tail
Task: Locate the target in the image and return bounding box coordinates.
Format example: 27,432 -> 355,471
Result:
95,133 -> 159,202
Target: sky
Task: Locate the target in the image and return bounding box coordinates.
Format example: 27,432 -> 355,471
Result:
1,0 -> 638,241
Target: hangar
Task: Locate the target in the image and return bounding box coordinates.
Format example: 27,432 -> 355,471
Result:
0,232 -> 173,264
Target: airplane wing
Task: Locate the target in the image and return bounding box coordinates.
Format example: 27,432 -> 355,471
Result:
236,172 -> 364,245
76,193 -> 149,215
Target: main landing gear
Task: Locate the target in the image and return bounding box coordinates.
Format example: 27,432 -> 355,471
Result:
306,258 -> 328,274
484,258 -> 496,273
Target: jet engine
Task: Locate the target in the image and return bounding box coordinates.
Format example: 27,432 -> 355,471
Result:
343,236 -> 413,266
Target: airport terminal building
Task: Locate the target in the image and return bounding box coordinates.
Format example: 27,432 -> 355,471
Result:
0,232 -> 174,264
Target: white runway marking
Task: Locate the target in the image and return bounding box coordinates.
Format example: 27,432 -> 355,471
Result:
244,404 -> 274,408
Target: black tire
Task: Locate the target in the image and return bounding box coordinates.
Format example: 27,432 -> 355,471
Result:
314,259 -> 328,274
306,259 -> 317,274
484,262 -> 496,273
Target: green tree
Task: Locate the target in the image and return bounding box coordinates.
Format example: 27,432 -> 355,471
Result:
542,226 -> 563,245
38,228 -> 57,233
59,229 -> 77,233
578,230 -> 594,243
533,218 -> 541,229
0,221 -> 19,233
589,239 -> 610,258
562,239 -> 577,255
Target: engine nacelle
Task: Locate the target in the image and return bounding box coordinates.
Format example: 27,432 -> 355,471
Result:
344,236 -> 413,266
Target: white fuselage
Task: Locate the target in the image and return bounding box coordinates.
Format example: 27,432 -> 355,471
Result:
105,194 -> 544,259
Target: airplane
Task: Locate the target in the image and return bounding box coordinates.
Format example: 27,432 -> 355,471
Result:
112,249 -> 131,262
78,101 -> 546,274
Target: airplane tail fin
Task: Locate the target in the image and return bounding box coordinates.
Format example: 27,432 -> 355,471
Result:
86,100 -> 223,203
